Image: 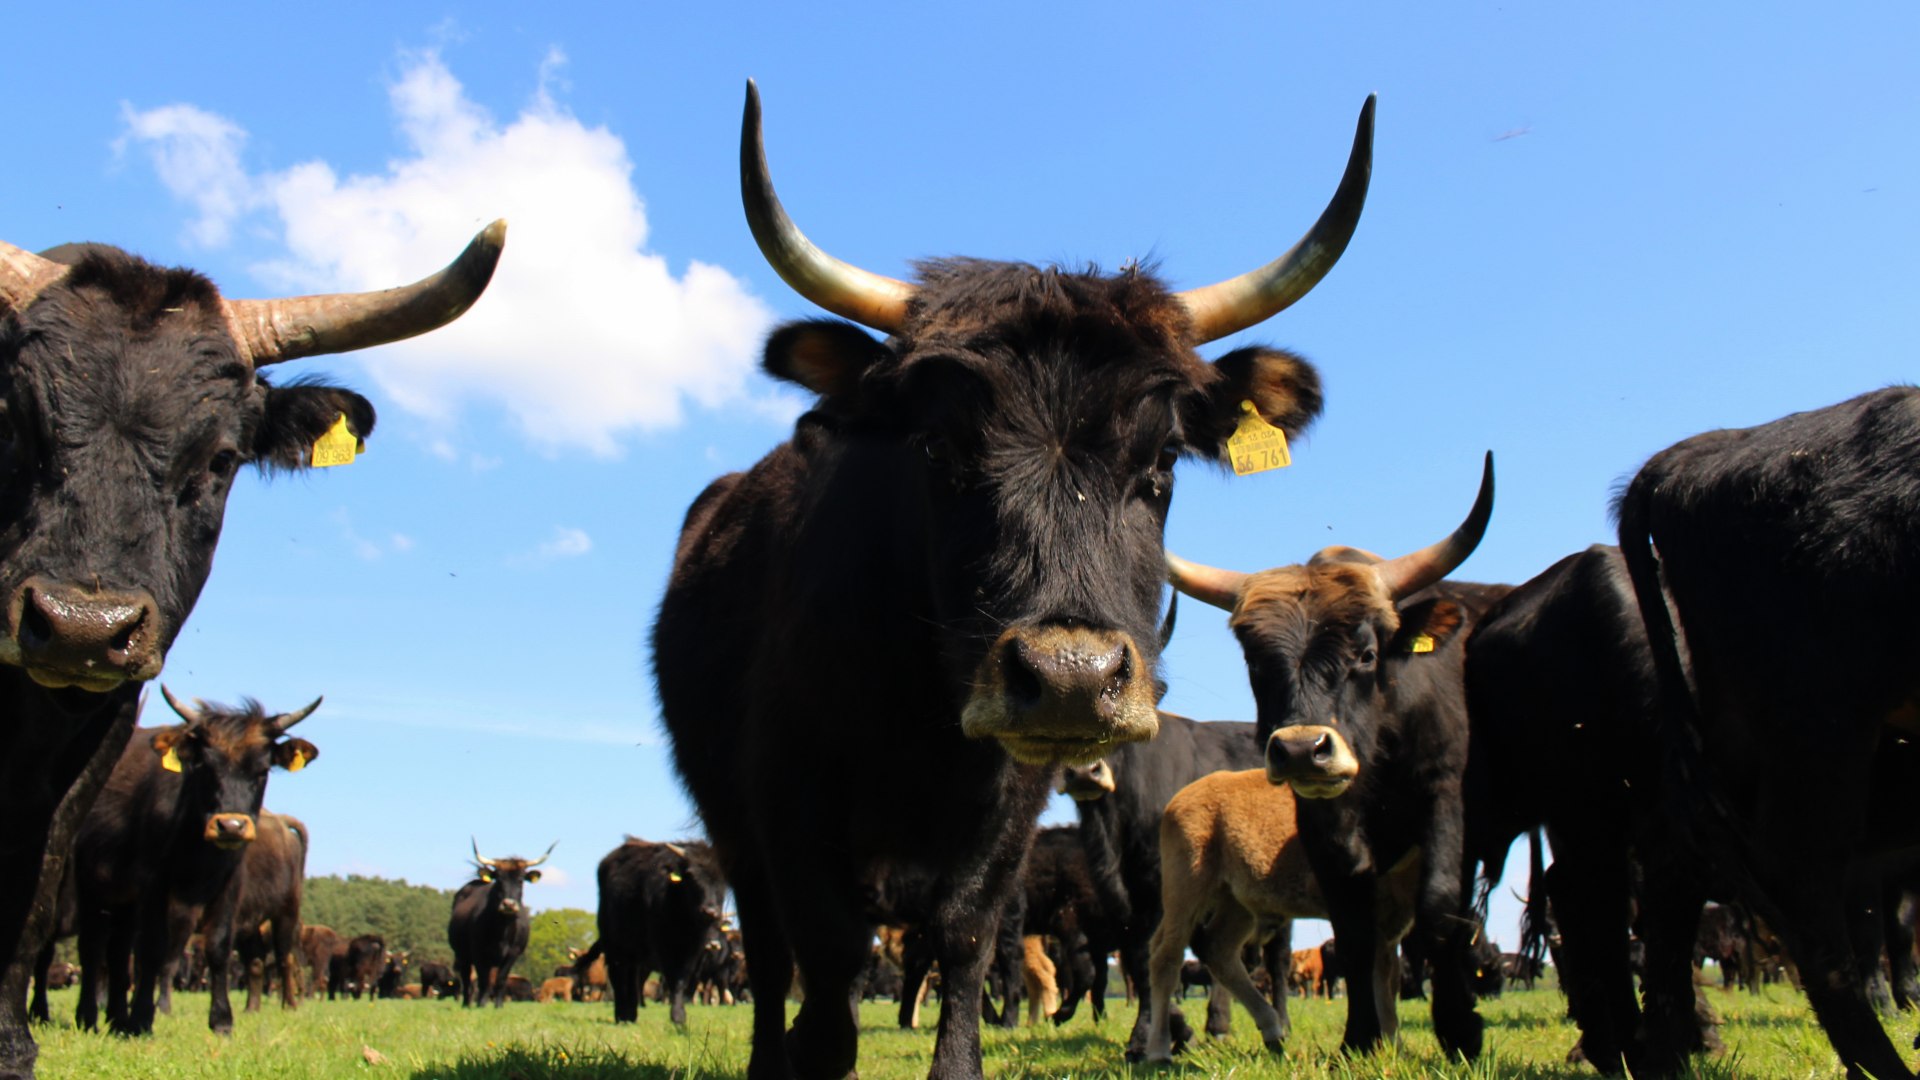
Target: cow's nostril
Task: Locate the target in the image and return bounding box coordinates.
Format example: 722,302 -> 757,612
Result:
1313,733 -> 1335,762
20,593 -> 50,645
1004,640 -> 1044,709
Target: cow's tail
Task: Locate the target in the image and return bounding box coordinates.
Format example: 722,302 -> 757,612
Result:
1515,828 -> 1550,979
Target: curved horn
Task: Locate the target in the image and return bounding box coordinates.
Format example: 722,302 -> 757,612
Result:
0,240 -> 68,313
159,684 -> 205,728
741,80 -> 915,333
223,219 -> 506,367
273,696 -> 323,733
1166,552 -> 1250,613
1375,451 -> 1495,600
664,842 -> 687,858
526,840 -> 557,868
471,836 -> 499,870
1175,95 -> 1375,344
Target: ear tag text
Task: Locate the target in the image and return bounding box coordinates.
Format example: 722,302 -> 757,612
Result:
1228,401 -> 1291,476
1409,634 -> 1436,654
311,413 -> 361,468
161,746 -> 182,773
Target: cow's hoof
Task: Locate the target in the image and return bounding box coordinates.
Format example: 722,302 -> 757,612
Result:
1263,1038 -> 1287,1055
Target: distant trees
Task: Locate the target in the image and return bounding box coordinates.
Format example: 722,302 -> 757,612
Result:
304,875 -> 459,965
524,908 -> 598,980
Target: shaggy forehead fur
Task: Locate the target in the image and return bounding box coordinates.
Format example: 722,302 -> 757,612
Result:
895,259 -> 1207,379
175,699 -> 279,757
1228,562 -> 1399,646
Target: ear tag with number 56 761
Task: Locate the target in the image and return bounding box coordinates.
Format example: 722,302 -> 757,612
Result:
1227,400 -> 1291,476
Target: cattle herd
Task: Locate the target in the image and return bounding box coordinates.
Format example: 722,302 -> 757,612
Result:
0,79 -> 1917,1080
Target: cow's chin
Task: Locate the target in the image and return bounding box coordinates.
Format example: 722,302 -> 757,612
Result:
1285,777 -> 1355,800
995,736 -> 1121,767
23,666 -> 131,694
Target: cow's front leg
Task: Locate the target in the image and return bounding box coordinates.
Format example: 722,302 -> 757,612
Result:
1414,792 -> 1482,1061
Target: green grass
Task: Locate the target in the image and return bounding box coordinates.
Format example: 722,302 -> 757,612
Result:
28,983 -> 1917,1079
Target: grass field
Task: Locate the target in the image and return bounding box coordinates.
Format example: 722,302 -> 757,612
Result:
28,982 -> 1915,1079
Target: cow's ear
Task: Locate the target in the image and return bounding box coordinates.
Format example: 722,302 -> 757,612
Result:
1387,599 -> 1466,655
526,870 -> 542,883
273,738 -> 319,772
254,379 -> 377,471
150,727 -> 191,771
478,870 -> 494,883
1189,347 -> 1323,460
763,319 -> 889,398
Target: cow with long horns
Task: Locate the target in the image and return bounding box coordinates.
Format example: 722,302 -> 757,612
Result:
0,221 -> 502,1078
63,689 -> 322,1038
652,80 -> 1371,1080
1167,456 -> 1501,1061
448,839 -> 552,1008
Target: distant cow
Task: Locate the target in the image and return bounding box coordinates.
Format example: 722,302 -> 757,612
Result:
1289,949 -> 1326,998
596,838 -> 727,1025
652,82 -> 1370,1080
1143,769 -> 1419,1063
536,976 -> 574,1003
418,960 -> 459,1001
230,812 -> 309,1012
343,935 -> 385,1002
568,945 -> 609,1003
1615,387 -> 1920,1080
65,690 -> 323,1037
1168,457 -> 1500,1060
0,221 -> 503,1080
1019,826 -> 1114,1026
300,925 -> 340,1000
376,950 -> 411,1000
449,840 -> 552,1007
1060,712 -> 1263,1054
1021,937 -> 1058,1025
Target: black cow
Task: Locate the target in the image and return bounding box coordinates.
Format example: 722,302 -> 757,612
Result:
652,82 -> 1369,1080
1616,386 -> 1920,1080
418,959 -> 459,1001
376,949 -> 411,1000
0,222 -> 501,1079
448,840 -> 551,1008
595,838 -> 727,1025
1018,826 -> 1112,1026
1168,457 -> 1499,1061
1461,544 -> 1699,1072
228,811 -> 308,1012
1058,712 -> 1261,1054
341,934 -> 384,1001
66,690 -> 322,1037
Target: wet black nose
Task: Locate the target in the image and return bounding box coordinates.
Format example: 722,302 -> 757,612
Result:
12,576 -> 161,684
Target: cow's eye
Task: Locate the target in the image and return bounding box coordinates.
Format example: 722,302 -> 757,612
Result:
1155,444 -> 1180,473
1354,647 -> 1378,671
208,449 -> 239,480
922,435 -> 952,469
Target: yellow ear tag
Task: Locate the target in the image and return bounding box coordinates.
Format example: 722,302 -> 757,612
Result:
1409,634 -> 1436,654
287,749 -> 307,773
669,872 -> 683,883
311,413 -> 360,468
161,746 -> 182,773
1227,401 -> 1291,476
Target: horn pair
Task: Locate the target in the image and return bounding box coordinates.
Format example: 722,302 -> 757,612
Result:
158,686 -> 321,732
0,221 -> 507,367
472,838 -> 557,869
1168,452 -> 1494,612
741,81 -> 1373,342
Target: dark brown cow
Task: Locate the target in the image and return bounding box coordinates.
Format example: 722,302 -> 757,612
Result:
596,838 -> 729,1025
229,811 -> 308,1012
448,841 -> 551,1007
66,691 -> 322,1038
299,924 -> 339,1000
652,83 -> 1373,1080
341,934 -> 384,1002
0,222 -> 502,1079
1167,457 -> 1499,1061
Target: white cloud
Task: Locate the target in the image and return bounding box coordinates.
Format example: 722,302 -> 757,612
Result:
119,48 -> 774,455
537,526 -> 592,560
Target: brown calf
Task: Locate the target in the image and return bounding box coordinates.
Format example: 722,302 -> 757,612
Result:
536,976 -> 574,1003
1290,948 -> 1327,998
1144,769 -> 1418,1063
1022,936 -> 1059,1025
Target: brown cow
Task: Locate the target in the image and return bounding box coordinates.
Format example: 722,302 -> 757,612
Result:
229,812 -> 308,1011
568,945 -> 609,1002
299,925 -> 339,1000
1143,769 -> 1418,1064
1289,948 -> 1326,998
1022,936 -> 1059,1025
535,976 -> 574,1003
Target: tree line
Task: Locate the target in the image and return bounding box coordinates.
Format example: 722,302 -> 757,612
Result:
302,875 -> 595,982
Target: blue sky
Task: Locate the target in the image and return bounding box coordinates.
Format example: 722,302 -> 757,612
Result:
5,4 -> 1916,955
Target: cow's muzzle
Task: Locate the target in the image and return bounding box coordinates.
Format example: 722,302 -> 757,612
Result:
204,814 -> 258,849
498,897 -> 521,915
962,624 -> 1159,763
1266,725 -> 1358,798
1057,759 -> 1116,801
3,576 -> 162,691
